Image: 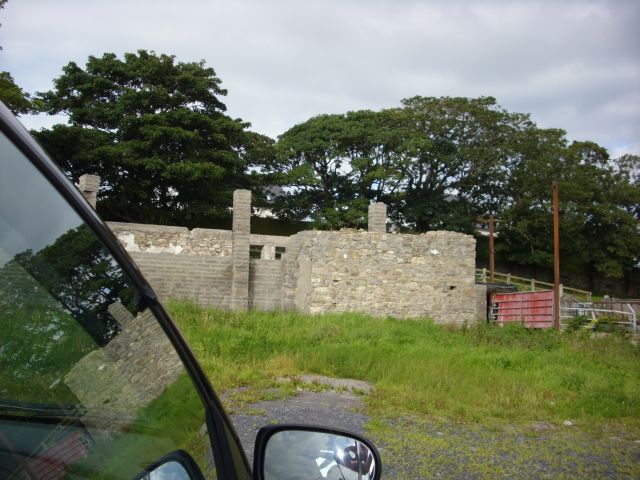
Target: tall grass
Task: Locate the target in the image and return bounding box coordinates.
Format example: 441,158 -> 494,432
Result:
168,300 -> 640,427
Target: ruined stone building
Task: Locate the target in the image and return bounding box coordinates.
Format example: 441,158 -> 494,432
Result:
84,184 -> 481,324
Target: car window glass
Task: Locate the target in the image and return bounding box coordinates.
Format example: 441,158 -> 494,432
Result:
0,131 -> 217,479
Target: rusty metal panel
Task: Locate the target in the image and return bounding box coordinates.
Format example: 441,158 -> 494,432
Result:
492,290 -> 554,328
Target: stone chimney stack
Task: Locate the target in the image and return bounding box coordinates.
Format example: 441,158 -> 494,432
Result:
78,174 -> 100,209
368,202 -> 387,233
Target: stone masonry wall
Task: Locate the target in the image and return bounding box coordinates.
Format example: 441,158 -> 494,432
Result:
109,221 -> 289,311
105,199 -> 478,323
108,222 -> 289,256
130,251 -> 233,308
108,222 -> 233,256
112,225 -> 478,322
283,229 -> 477,324
249,259 -> 284,310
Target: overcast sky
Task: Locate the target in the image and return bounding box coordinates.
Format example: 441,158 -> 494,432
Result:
1,0 -> 639,156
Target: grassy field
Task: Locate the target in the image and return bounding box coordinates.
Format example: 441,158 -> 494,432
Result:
168,300 -> 640,478
169,300 -> 639,426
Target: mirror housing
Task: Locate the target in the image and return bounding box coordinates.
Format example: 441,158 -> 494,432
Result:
134,450 -> 204,480
253,424 -> 381,480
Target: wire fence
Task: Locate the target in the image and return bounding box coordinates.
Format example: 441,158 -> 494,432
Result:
560,302 -> 637,332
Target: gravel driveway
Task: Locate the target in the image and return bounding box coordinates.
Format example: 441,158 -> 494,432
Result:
228,375 -> 372,464
226,376 -> 640,479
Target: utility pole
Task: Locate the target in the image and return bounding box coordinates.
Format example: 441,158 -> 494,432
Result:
489,213 -> 495,283
553,181 -> 560,330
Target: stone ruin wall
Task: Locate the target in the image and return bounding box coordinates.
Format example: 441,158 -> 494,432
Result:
91,181 -> 480,323
108,222 -> 291,257
283,230 -> 477,324
107,215 -> 290,311
106,221 -> 478,323
108,222 -> 234,256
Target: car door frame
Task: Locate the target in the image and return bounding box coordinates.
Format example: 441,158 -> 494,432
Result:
0,102 -> 252,480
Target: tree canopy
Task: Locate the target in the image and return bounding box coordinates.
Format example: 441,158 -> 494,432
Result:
272,96 -> 533,231
20,47 -> 640,289
33,50 -> 272,227
0,71 -> 34,114
271,109 -> 410,228
498,138 -> 640,284
271,97 -> 639,283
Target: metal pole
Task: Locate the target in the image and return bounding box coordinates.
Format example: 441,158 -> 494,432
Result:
489,213 -> 495,283
553,181 -> 560,330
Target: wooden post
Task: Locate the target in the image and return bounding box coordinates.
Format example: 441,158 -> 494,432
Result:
489,213 -> 495,283
506,273 -> 511,284
530,278 -> 535,291
482,267 -> 487,282
553,181 -> 560,330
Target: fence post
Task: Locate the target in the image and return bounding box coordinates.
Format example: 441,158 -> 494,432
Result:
628,303 -> 637,333
506,273 -> 511,284
559,283 -> 564,298
530,278 -> 535,291
482,267 -> 487,282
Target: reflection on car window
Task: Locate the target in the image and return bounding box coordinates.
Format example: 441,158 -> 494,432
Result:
0,131 -> 216,478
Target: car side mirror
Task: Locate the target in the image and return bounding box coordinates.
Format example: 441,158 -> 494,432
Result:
135,451 -> 205,480
253,424 -> 381,480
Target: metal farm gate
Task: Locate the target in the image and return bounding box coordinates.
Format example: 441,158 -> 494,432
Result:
490,290 -> 554,328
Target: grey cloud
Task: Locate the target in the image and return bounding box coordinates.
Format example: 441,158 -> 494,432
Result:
2,0 -> 638,154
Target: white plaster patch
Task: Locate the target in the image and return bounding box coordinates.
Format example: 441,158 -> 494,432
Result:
118,233 -> 140,252
146,245 -> 183,254
430,249 -> 440,255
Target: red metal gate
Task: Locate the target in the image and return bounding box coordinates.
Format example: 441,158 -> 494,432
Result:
491,290 -> 554,328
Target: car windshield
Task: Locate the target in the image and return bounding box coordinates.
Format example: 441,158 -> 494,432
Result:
0,130 -> 217,478
0,131 -> 134,408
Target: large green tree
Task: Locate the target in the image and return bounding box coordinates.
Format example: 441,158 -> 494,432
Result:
0,71 -> 33,114
272,109 -> 411,228
34,50 -> 272,227
273,96 -> 639,290
612,154 -> 640,220
498,137 -> 640,287
396,96 -> 531,232
273,97 -> 533,232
